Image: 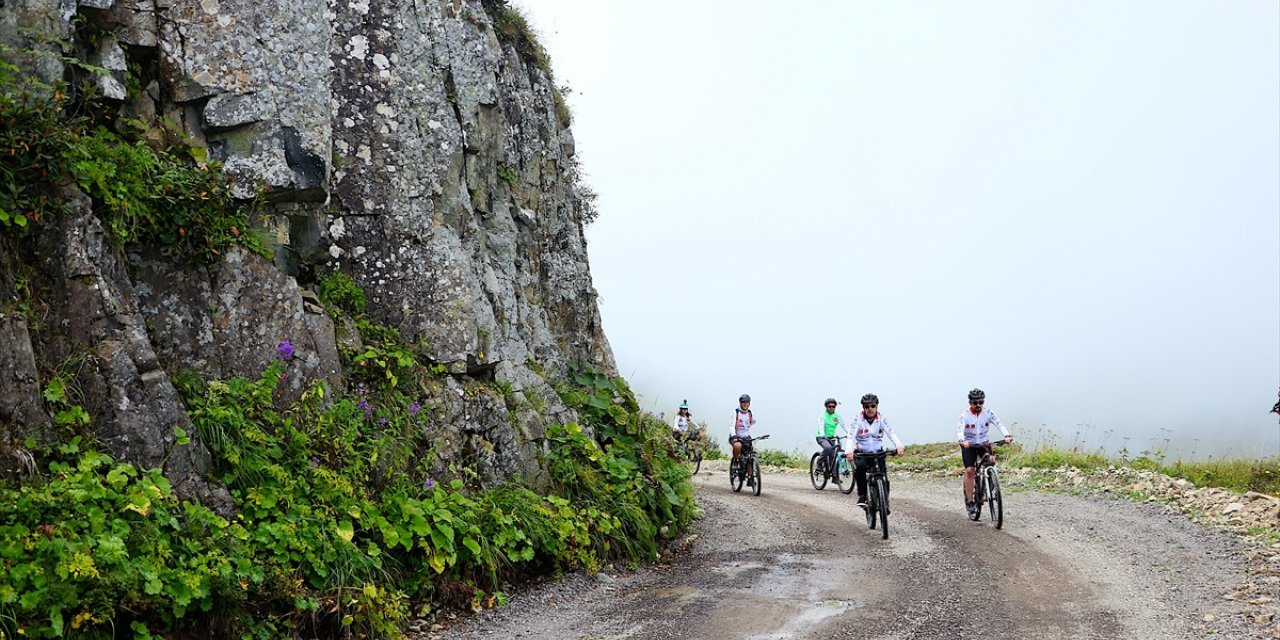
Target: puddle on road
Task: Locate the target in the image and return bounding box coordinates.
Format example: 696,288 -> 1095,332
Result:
631,553 -> 883,639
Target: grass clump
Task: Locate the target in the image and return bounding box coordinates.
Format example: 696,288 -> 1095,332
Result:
755,448 -> 806,469
315,270 -> 367,316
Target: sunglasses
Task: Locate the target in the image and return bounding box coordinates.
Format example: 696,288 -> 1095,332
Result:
862,404 -> 877,409
825,404 -> 836,408
970,400 -> 984,405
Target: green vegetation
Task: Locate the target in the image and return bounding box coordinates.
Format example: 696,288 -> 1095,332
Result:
0,54 -> 265,263
755,448 -> 806,469
496,164 -> 518,190
315,270 -> 368,316
1155,458 -> 1279,496
0,344 -> 695,638
892,441 -> 1280,497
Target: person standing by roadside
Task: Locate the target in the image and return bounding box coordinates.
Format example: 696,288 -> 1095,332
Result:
816,398 -> 844,480
958,388 -> 1013,517
845,393 -> 904,508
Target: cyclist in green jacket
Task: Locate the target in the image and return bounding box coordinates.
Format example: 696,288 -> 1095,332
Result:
815,398 -> 843,480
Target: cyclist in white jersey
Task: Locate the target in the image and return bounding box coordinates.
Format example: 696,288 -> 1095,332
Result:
672,400 -> 695,441
844,393 -> 904,508
729,394 -> 757,483
957,388 -> 1013,517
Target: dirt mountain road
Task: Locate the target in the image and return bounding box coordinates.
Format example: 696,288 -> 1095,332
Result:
430,461 -> 1259,639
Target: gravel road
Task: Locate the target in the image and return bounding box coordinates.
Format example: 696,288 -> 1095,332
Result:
426,460 -> 1263,639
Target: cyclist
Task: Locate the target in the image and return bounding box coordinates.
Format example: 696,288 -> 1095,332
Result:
672,400 -> 695,441
845,393 -> 904,508
815,398 -> 844,480
729,394 -> 758,486
957,388 -> 1013,517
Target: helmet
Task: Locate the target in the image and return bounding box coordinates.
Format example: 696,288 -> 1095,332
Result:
860,393 -> 879,405
679,400 -> 689,409
968,388 -> 986,401
738,394 -> 751,403
824,397 -> 837,406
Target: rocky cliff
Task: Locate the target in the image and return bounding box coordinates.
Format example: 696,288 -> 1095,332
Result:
0,0 -> 615,502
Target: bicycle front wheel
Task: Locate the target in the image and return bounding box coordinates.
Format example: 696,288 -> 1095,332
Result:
971,474 -> 984,521
752,458 -> 763,496
809,453 -> 828,490
692,451 -> 702,475
837,456 -> 855,494
730,459 -> 743,493
987,467 -> 1003,529
865,491 -> 877,530
874,478 -> 889,539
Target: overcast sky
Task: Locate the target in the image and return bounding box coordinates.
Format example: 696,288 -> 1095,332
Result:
521,0 -> 1280,460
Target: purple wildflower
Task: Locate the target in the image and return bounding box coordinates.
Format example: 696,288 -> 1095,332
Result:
275,340 -> 294,361
379,418 -> 388,427
409,403 -> 421,415
424,477 -> 436,490
309,457 -> 319,469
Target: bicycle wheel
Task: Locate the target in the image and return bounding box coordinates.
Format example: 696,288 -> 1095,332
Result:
987,467 -> 1003,529
752,457 -> 763,496
692,450 -> 702,475
874,478 -> 889,539
730,458 -> 743,492
865,488 -> 878,530
809,453 -> 828,490
971,474 -> 984,521
837,456 -> 855,494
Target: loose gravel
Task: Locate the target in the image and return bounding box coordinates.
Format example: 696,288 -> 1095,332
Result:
419,460 -> 1273,639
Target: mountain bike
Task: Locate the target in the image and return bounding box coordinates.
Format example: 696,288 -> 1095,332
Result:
729,435 -> 770,496
809,436 -> 852,492
854,450 -> 897,540
970,441 -> 1007,529
678,430 -> 703,474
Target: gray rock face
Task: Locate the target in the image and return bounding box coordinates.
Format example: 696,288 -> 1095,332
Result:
1,0 -> 616,495
0,314 -> 51,466
131,248 -> 343,404
24,188 -> 233,513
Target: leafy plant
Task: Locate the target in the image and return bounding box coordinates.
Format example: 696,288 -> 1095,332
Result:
315,271 -> 367,316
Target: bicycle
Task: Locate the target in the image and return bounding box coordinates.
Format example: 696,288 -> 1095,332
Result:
854,450 -> 897,540
809,436 -> 853,493
728,435 -> 770,496
970,441 -> 1006,528
677,430 -> 704,475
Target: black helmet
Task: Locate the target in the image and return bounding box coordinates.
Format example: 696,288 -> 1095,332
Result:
824,397 -> 837,406
860,393 -> 879,405
968,388 -> 986,401
739,394 -> 751,403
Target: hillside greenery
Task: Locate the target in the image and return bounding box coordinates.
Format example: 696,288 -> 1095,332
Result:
0,333 -> 696,639
0,48 -> 266,263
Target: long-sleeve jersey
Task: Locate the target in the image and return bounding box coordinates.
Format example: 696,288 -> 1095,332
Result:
848,411 -> 903,452
730,408 -> 756,439
816,411 -> 844,438
956,407 -> 1011,445
672,415 -> 693,433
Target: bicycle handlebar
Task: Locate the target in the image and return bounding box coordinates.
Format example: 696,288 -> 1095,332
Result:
735,434 -> 770,442
852,450 -> 899,458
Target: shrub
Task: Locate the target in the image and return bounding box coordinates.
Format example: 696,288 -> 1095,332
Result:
315,271 -> 367,316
